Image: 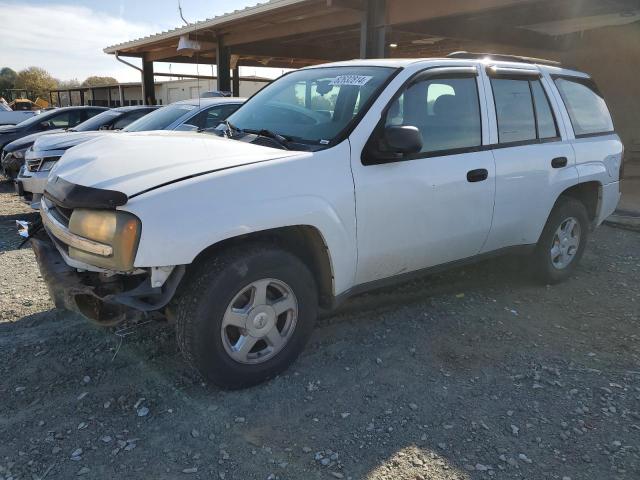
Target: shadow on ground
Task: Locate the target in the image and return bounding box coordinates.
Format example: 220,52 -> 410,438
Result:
2,225 -> 639,479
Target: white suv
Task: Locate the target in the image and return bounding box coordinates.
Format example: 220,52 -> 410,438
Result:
30,54 -> 622,389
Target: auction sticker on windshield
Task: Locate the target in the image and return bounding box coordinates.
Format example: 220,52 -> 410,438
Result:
330,75 -> 373,87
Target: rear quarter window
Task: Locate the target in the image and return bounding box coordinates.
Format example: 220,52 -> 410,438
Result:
554,77 -> 614,137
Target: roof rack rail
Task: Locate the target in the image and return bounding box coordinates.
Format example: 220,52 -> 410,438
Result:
447,51 -> 561,67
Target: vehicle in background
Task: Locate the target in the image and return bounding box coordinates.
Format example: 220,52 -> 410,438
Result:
14,106 -> 159,208
0,105 -> 40,126
0,106 -> 107,178
15,99 -> 243,209
30,55 -> 621,389
201,90 -> 232,98
10,99 -> 41,111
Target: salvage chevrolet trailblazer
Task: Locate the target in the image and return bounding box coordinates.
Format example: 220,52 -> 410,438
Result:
29,54 -> 622,388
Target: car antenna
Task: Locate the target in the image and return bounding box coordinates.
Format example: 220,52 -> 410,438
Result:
177,1 -> 201,111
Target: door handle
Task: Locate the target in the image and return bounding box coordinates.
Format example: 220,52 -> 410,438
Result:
551,156 -> 568,168
467,168 -> 488,183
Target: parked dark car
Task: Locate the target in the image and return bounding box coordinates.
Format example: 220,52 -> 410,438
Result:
0,106 -> 148,179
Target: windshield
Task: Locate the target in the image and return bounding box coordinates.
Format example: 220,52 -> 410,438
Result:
15,109 -> 60,128
223,66 -> 396,148
124,104 -> 196,132
73,110 -> 120,132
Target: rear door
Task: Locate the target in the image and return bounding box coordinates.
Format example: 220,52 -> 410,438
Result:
481,67 -> 577,253
351,67 -> 496,284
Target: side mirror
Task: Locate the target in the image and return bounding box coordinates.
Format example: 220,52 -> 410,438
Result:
384,126 -> 423,155
39,122 -> 50,130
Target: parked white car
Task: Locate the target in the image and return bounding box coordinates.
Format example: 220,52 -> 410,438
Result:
30,54 -> 621,389
16,99 -> 242,209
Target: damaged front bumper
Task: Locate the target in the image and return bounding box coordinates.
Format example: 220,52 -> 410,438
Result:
30,234 -> 185,325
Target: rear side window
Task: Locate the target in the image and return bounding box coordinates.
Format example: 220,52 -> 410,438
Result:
384,76 -> 482,154
554,77 -> 613,137
491,78 -> 558,144
112,109 -> 151,130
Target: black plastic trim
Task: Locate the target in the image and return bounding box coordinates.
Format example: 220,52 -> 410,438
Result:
574,131 -> 616,140
44,175 -> 128,210
485,66 -> 541,78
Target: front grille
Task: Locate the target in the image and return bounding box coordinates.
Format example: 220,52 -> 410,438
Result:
43,197 -> 72,228
26,158 -> 42,172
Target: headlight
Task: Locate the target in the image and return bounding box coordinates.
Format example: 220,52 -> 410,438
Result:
68,209 -> 141,271
40,160 -> 59,172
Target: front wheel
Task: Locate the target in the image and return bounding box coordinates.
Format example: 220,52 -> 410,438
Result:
172,244 -> 318,389
532,196 -> 590,284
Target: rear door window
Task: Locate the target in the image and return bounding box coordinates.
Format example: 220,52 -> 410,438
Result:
554,77 -> 614,137
492,79 -> 536,143
492,78 -> 559,144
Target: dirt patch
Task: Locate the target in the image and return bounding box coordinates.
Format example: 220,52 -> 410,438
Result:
1,179 -> 639,480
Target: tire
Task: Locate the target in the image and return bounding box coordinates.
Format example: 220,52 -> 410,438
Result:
172,244 -> 318,389
532,196 -> 590,284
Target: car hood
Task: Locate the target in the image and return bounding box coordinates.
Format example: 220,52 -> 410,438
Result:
5,129 -> 64,152
34,130 -> 110,153
50,131 -> 302,197
0,125 -> 19,134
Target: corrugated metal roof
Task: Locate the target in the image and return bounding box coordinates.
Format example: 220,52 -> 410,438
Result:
104,0 -> 309,54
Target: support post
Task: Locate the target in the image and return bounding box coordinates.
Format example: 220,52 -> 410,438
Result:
91,88 -> 95,106
57,91 -> 61,107
233,65 -> 240,97
79,90 -> 85,106
216,35 -> 231,94
360,0 -> 387,59
108,88 -> 112,107
118,85 -> 124,106
142,59 -> 156,105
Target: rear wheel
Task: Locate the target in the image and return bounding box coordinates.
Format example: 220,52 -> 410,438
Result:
172,244 -> 318,389
532,196 -> 589,284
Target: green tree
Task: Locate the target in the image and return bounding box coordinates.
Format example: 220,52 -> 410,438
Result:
15,67 -> 57,99
82,76 -> 117,87
0,67 -> 17,92
57,78 -> 81,89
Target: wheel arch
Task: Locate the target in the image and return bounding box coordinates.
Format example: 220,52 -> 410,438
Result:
555,181 -> 602,227
189,225 -> 335,309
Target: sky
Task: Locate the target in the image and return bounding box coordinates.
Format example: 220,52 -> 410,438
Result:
0,0 -> 288,82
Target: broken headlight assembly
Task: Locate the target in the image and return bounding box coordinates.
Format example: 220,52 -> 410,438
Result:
68,209 -> 141,271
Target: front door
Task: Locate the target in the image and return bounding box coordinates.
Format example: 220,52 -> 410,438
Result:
351,69 -> 496,285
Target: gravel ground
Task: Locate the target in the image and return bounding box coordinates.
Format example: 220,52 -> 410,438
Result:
1,179 -> 639,480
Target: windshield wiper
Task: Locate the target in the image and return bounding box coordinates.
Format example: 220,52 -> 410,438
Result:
224,120 -> 242,138
243,128 -> 291,150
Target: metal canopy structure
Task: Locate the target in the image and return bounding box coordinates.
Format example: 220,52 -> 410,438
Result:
105,0 -> 639,104
103,0 -> 640,176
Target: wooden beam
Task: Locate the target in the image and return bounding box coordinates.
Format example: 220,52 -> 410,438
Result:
232,42 -> 355,61
225,9 -> 361,45
326,0 -> 364,10
386,0 -> 532,26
